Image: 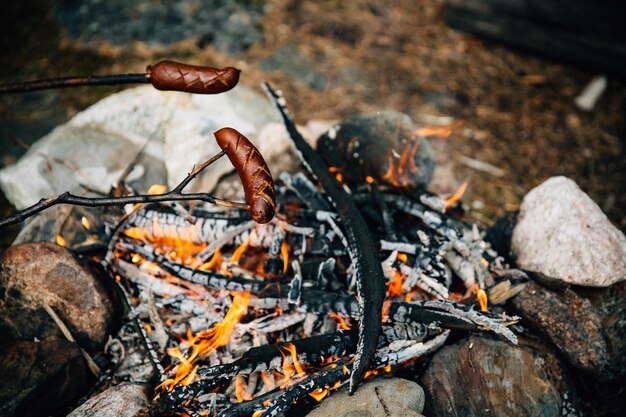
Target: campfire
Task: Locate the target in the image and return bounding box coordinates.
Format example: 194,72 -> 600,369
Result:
1,63 -> 524,416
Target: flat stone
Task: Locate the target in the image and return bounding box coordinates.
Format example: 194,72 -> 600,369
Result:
316,111 -> 436,189
67,383 -> 150,417
307,377 -> 425,417
0,242 -> 115,350
512,176 -> 626,287
420,335 -> 580,417
0,336 -> 90,417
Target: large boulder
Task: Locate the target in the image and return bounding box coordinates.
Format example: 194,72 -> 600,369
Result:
512,176 -> 626,287
0,242 -> 115,350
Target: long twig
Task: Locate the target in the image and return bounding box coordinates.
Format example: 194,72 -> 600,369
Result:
0,149 -> 247,229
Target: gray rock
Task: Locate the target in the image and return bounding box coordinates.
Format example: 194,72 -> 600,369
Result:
0,84 -> 280,210
0,242 -> 115,350
512,176 -> 626,287
67,383 -> 150,417
316,111 -> 436,189
421,335 -> 580,417
306,377 -> 425,417
0,336 -> 90,417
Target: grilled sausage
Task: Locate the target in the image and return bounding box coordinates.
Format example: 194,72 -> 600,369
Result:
147,60 -> 240,94
214,127 -> 276,223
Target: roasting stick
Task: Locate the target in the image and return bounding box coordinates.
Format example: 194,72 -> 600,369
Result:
0,147 -> 250,229
0,60 -> 240,94
262,82 -> 386,394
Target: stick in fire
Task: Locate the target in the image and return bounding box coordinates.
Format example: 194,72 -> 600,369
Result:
0,129 -> 276,229
262,82 -> 387,394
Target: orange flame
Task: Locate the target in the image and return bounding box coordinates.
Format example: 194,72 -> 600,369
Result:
382,140 -> 421,188
283,342 -> 306,375
230,236 -> 251,265
387,270 -> 404,298
252,411 -> 264,417
309,388 -> 328,401
81,216 -> 90,230
199,247 -> 223,271
277,342 -> 308,388
281,240 -> 289,275
414,120 -> 463,139
443,181 -> 468,211
328,311 -> 351,330
235,375 -> 252,402
147,184 -> 168,195
158,291 -> 250,392
477,289 -> 488,312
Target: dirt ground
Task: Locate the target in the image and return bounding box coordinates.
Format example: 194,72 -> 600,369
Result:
0,0 -> 624,244
0,1 -> 624,415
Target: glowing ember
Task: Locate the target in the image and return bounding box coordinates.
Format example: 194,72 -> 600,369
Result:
443,181 -> 468,211
81,216 -> 90,230
55,234 -> 66,247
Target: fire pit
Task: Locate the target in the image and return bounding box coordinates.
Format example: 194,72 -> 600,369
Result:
1,60 -> 623,417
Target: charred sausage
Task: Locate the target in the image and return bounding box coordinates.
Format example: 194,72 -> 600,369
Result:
147,60 -> 240,94
214,127 -> 276,223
